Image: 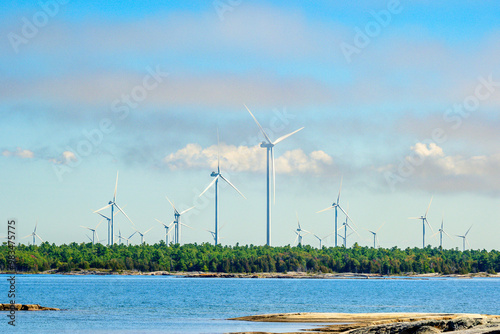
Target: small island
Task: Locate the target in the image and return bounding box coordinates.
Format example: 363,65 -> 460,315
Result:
0,304 -> 60,311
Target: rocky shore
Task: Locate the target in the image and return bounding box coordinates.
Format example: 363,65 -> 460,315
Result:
229,313 -> 500,334
6,269 -> 500,279
0,304 -> 60,311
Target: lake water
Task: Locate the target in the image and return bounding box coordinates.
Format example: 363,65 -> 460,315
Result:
1,275 -> 499,333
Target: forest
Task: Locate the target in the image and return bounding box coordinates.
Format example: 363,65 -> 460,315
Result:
1,242 -> 499,275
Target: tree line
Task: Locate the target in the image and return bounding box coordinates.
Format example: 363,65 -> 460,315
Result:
1,242 -> 499,275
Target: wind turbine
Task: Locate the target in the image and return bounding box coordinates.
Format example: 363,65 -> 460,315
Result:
409,196 -> 434,248
199,130 -> 245,246
293,213 -> 311,246
93,172 -> 135,246
22,221 -> 43,245
313,233 -> 333,249
339,204 -> 358,248
432,215 -> 452,248
245,105 -> 304,246
132,226 -> 154,244
166,196 -> 195,244
456,225 -> 473,251
116,230 -> 131,246
365,222 -> 385,248
80,219 -> 103,245
155,218 -> 175,245
81,210 -> 120,245
317,177 -> 354,247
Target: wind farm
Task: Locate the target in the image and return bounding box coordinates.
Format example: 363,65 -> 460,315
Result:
2,2 -> 500,334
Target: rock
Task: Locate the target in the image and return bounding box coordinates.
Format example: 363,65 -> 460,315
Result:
0,303 -> 60,311
415,326 -> 441,334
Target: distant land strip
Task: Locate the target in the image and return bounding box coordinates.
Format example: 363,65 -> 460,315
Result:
1,243 -> 499,275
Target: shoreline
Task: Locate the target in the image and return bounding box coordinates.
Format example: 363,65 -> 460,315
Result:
229,313 -> 500,334
1,270 -> 500,279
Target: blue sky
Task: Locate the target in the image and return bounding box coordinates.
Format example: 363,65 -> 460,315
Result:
1,0 -> 500,250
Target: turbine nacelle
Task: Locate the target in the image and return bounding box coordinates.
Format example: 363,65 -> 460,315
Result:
210,171 -> 218,177
260,142 -> 274,148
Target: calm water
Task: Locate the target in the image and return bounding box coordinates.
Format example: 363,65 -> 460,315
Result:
1,275 -> 499,333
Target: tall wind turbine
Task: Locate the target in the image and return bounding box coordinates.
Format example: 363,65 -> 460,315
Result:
199,131 -> 245,246
456,225 -> 473,251
93,172 -> 135,246
116,230 -> 131,246
365,222 -> 385,248
155,219 -> 175,245
166,196 -> 195,244
432,215 -> 452,248
409,196 -> 434,248
293,213 -> 311,246
22,221 -> 43,245
245,105 -> 304,246
317,178 -> 353,247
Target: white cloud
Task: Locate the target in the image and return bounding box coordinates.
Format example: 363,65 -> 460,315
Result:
49,151 -> 78,165
2,147 -> 34,159
381,143 -> 500,194
164,143 -> 334,175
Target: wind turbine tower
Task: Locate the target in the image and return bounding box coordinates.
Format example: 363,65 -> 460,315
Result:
94,172 -> 135,246
456,225 -> 473,252
409,196 -> 434,248
245,105 -> 304,246
199,130 -> 245,245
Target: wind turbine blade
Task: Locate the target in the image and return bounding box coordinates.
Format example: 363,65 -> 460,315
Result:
128,231 -> 137,240
96,212 -> 110,220
95,231 -> 99,242
143,227 -> 154,235
114,204 -> 136,226
296,212 -> 301,229
376,222 -> 386,232
466,239 -> 471,249
272,127 -> 304,145
22,234 -> 32,239
80,226 -> 92,231
337,205 -> 357,229
425,218 -> 434,233
431,231 -> 440,238
408,217 -> 421,220
337,176 -> 343,204
293,234 -> 299,245
155,218 -> 166,227
95,218 -> 106,229
271,148 -> 276,204
425,196 -> 433,218
35,234 -> 43,242
244,104 -> 272,143
165,196 -> 176,211
199,176 -> 219,197
465,225 -> 473,236
219,175 -> 246,199
86,235 -> 92,242
443,230 -> 453,240
113,171 -> 119,201
180,223 -> 194,230
217,128 -> 220,173
317,206 -> 334,213
94,204 -> 112,213
34,220 -> 38,233
179,206 -> 196,215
